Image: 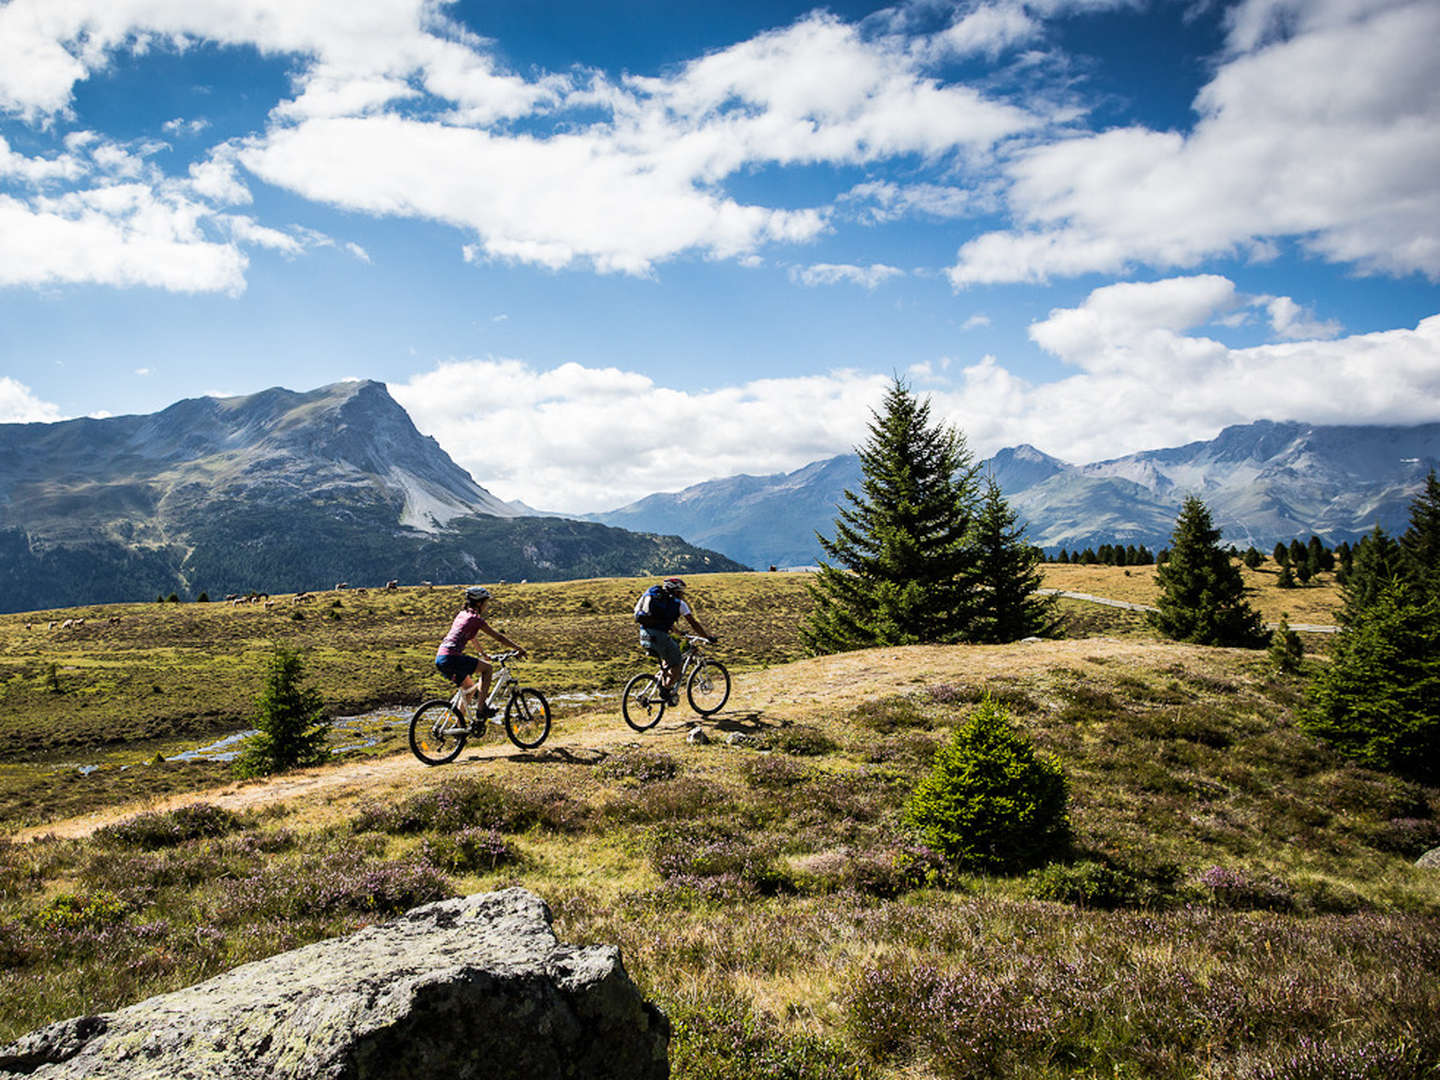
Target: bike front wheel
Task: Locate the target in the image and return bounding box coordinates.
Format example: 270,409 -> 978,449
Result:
622,672 -> 666,731
504,688 -> 551,749
687,660 -> 731,716
409,699 -> 468,766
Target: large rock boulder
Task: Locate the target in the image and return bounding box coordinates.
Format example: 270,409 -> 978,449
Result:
1419,845 -> 1440,869
0,888 -> 667,1080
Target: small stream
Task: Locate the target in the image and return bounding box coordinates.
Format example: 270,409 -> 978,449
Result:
74,690 -> 614,771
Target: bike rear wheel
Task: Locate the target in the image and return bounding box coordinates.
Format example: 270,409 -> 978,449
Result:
410,699 -> 468,766
622,672 -> 666,731
504,688 -> 551,749
687,660 -> 731,716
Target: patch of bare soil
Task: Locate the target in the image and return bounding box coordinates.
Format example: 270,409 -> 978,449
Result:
14,636 -> 1224,843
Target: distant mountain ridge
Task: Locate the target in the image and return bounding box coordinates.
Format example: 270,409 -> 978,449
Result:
0,382 -> 741,613
584,421 -> 1440,568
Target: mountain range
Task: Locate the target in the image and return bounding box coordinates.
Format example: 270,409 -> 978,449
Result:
0,381 -> 741,614
585,421 -> 1440,569
6,382 -> 1436,615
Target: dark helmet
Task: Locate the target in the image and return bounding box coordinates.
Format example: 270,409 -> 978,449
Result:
464,585 -> 491,607
661,577 -> 686,593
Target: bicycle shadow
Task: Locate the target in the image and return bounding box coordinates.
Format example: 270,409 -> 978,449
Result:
487,745 -> 609,767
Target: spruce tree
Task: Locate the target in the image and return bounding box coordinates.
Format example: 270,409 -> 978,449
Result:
1149,496 -> 1266,647
801,378 -> 982,653
233,647 -> 330,778
970,478 -> 1057,643
1303,585 -> 1440,782
1341,526 -> 1407,623
1400,468 -> 1440,590
1268,613 -> 1304,674
1273,542 -> 1289,567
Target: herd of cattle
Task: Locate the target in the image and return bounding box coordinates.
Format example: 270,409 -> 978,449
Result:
21,579 -> 434,633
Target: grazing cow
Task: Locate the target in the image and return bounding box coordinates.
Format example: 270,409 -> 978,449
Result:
47,621 -> 56,631
384,579 -> 399,591
225,594 -> 239,602
335,582 -> 349,590
74,618 -> 85,627
60,619 -> 73,630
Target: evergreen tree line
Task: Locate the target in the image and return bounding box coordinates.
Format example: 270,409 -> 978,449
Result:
1052,544 -> 1155,567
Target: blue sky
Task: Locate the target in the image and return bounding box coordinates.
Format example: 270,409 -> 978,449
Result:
1,0 -> 1437,512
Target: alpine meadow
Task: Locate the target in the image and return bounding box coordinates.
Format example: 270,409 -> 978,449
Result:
3,0 -> 1440,1076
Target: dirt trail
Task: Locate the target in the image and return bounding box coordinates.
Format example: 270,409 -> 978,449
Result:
15,637 -> 1215,843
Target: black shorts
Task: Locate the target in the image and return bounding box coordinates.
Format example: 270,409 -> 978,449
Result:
435,652 -> 479,685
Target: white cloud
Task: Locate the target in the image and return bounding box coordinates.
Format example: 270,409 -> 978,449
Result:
390,277 -> 1440,511
344,241 -> 371,263
0,377 -> 62,423
949,0 -> 1440,284
392,360 -> 892,512
162,117 -> 210,137
1265,296 -> 1341,340
0,186 -> 249,293
962,313 -> 991,330
841,179 -> 983,224
135,367 -> 150,375
0,2 -> 1042,278
790,262 -> 905,288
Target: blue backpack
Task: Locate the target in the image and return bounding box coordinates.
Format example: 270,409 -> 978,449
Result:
634,585 -> 681,630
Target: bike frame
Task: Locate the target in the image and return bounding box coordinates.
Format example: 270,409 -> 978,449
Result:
449,653 -> 517,721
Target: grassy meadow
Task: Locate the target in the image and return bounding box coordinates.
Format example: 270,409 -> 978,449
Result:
4,564 -> 1437,1079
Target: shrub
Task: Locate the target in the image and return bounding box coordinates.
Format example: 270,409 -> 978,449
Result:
217,854 -> 451,920
1024,859 -> 1140,909
902,696 -> 1069,873
1196,865 -> 1295,911
667,990 -> 866,1080
772,725 -> 836,757
233,646 -> 330,778
741,755 -> 810,789
353,777 -> 580,834
33,890 -> 129,931
848,695 -> 932,733
419,828 -> 520,874
94,803 -> 240,849
649,824 -> 792,896
598,747 -> 681,784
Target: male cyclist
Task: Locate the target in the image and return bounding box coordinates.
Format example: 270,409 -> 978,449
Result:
435,586 -> 527,719
634,577 -> 715,703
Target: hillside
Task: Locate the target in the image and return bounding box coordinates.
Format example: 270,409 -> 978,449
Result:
0,382 -> 744,612
1,571 -> 1436,1078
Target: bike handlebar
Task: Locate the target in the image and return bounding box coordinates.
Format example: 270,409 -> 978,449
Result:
488,649 -> 524,662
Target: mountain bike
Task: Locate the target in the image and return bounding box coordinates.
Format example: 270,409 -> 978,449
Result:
621,635 -> 730,731
409,651 -> 550,765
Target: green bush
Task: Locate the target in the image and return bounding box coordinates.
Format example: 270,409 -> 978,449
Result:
1301,586 -> 1440,782
94,803 -> 240,849
903,696 -> 1069,873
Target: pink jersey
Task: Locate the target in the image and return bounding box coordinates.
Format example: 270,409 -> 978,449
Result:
438,610 -> 484,656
